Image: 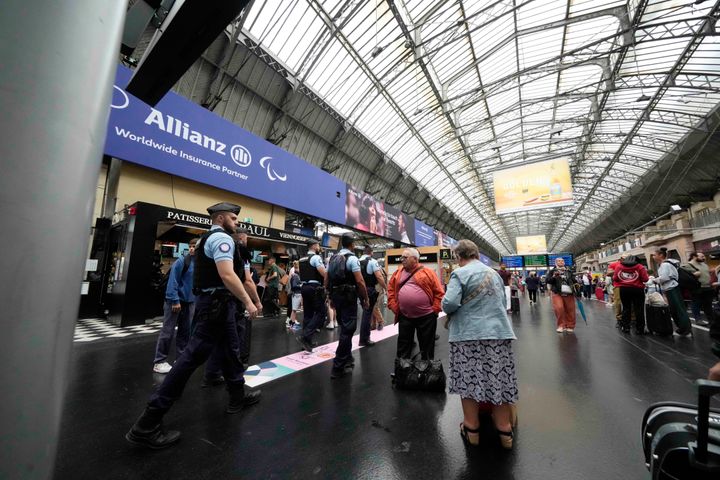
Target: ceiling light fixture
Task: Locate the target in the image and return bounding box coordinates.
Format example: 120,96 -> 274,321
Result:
370,46 -> 384,58
636,94 -> 651,102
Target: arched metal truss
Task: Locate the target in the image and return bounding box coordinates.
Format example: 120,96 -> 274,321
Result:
135,0 -> 720,256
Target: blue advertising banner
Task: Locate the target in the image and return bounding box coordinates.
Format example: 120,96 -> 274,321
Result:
104,66 -> 346,224
478,253 -> 492,266
414,220 -> 437,247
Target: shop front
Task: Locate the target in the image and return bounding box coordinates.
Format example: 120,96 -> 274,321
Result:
87,202 -> 313,326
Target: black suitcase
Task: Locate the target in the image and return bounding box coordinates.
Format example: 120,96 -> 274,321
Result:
646,304 -> 673,336
642,379 -> 720,479
511,296 -> 520,313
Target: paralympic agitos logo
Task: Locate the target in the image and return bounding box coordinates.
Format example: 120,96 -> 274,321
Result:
111,84 -> 287,182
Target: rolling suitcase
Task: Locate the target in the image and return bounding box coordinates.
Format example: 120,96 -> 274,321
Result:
511,296 -> 520,313
646,304 -> 673,336
642,379 -> 720,479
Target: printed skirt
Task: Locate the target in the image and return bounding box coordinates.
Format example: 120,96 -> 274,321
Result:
448,339 -> 518,405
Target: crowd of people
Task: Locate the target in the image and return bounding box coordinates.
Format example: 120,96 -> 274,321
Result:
130,202 -> 718,452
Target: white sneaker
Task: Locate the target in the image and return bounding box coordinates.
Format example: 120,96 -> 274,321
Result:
153,362 -> 172,374
565,328 -> 574,333
556,327 -> 565,333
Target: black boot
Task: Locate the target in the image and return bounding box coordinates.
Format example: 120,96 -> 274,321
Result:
125,407 -> 180,449
226,386 -> 262,414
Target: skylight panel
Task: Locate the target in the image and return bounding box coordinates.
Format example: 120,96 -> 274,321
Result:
516,0 -> 566,30
558,64 -> 604,94
520,73 -> 559,100
485,88 -> 520,117
468,11 -> 515,60
517,26 -> 564,70
563,15 -> 619,54
569,0 -> 626,17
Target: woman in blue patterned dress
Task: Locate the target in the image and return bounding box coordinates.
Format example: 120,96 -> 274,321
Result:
442,239 -> 518,449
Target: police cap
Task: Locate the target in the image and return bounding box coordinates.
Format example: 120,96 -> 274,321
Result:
207,202 -> 241,215
306,238 -> 320,247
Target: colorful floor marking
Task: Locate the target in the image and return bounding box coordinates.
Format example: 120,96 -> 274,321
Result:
244,324 -> 399,388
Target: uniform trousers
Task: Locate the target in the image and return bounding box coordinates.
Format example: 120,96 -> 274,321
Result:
360,289 -> 379,343
332,290 -> 358,370
149,293 -> 245,411
300,283 -> 326,342
204,300 -> 249,379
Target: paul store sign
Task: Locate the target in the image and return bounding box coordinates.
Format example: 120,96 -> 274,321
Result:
104,66 -> 346,225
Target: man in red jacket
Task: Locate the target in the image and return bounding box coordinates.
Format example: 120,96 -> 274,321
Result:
612,255 -> 649,334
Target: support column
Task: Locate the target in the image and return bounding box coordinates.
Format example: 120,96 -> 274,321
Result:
102,157 -> 124,219
0,2 -> 126,479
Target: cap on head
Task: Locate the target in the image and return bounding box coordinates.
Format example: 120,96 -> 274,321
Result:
207,202 -> 241,215
364,245 -> 373,254
306,238 -> 320,248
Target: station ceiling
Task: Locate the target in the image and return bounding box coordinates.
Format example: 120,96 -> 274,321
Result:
139,1 -> 720,256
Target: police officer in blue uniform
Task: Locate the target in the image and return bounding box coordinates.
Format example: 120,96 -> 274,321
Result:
358,245 -> 386,346
326,234 -> 369,379
296,238 -> 327,352
126,202 -> 261,449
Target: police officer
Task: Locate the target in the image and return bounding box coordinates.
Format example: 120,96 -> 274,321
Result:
296,238 -> 327,352
326,234 -> 369,379
358,245 -> 386,347
202,226 -> 263,385
126,203 -> 260,449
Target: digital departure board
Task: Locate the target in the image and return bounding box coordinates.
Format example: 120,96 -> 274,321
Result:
501,255 -> 524,268
548,253 -> 574,266
524,255 -> 548,267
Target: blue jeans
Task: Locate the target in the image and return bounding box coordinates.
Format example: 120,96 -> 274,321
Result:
149,293 -> 245,411
360,290 -> 379,343
153,300 -> 194,364
332,290 -> 358,370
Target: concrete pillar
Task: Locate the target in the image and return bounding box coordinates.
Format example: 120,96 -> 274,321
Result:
0,2 -> 126,479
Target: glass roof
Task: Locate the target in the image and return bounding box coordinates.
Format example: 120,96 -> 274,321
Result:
242,0 -> 720,254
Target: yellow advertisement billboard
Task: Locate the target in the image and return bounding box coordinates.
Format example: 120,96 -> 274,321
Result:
493,158 -> 573,214
516,235 -> 547,254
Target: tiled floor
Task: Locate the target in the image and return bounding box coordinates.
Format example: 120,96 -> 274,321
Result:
74,318 -> 163,343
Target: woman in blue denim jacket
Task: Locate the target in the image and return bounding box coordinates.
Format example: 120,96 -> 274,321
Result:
442,240 -> 518,449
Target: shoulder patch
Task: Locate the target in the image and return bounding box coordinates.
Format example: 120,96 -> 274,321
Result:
219,242 -> 231,253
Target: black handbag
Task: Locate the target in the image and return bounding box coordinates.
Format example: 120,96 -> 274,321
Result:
392,353 -> 446,392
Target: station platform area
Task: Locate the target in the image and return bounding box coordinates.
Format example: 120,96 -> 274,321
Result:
55,296 -> 718,480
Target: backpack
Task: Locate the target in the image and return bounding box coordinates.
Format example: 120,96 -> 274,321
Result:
157,254 -> 192,295
360,257 -> 377,288
327,252 -> 352,287
676,264 -> 701,291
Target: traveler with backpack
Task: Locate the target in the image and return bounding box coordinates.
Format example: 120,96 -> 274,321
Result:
612,255 -> 650,334
325,234 -> 370,379
650,247 -> 691,336
388,248 -> 445,360
297,238 -> 327,352
152,238 -> 198,374
686,252 -> 716,330
359,245 -> 387,347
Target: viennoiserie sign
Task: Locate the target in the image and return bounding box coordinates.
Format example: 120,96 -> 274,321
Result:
493,158 -> 573,214
104,66 -> 347,225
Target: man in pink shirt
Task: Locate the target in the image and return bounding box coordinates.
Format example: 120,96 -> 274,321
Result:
387,248 -> 445,359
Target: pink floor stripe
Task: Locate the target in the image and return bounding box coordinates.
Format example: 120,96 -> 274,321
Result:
244,324 -> 399,388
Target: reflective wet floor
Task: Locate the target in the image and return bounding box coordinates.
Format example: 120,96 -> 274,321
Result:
55,296 -> 718,479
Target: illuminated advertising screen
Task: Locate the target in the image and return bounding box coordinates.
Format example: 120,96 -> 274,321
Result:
346,184 -> 415,244
516,235 -> 547,254
492,158 -> 573,214
548,253 -> 574,267
501,256 -> 523,268
523,255 -> 547,267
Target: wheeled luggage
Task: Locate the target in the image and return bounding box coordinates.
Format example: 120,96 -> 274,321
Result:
510,296 -> 520,313
595,287 -> 605,301
642,379 -> 720,479
646,304 -> 673,336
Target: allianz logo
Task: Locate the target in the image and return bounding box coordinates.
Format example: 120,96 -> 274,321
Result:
111,85 -> 287,182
